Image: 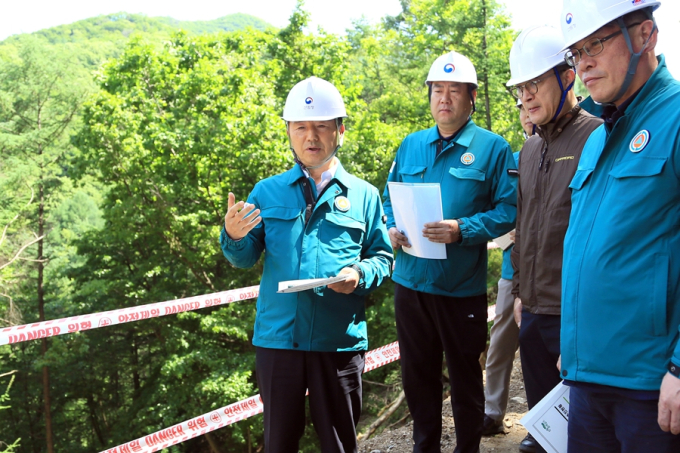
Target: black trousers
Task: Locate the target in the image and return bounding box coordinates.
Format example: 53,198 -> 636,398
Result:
518,311 -> 562,410
256,347 -> 364,453
395,283 -> 488,453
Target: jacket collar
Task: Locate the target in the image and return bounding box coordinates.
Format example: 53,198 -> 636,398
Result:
426,118 -> 477,149
285,159 -> 352,190
536,103 -> 582,143
622,54 -> 673,119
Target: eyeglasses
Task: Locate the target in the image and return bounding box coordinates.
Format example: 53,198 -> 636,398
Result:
564,22 -> 642,67
512,78 -> 547,99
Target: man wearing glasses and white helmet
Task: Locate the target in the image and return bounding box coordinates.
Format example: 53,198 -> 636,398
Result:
221,76 -> 393,452
383,51 -> 517,453
505,24 -> 602,452
559,0 -> 680,451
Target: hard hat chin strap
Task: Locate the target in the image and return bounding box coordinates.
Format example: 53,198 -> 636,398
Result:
550,67 -> 575,123
607,14 -> 657,105
468,85 -> 476,115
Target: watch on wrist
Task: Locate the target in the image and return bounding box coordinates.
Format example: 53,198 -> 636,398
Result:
456,219 -> 464,244
349,264 -> 364,285
669,362 -> 680,378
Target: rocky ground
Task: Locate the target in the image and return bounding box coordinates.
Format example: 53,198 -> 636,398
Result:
358,352 -> 529,453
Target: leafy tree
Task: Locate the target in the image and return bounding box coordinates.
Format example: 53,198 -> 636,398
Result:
0,372 -> 20,453
0,36 -> 89,453
349,0 -> 522,151
0,2 -> 516,450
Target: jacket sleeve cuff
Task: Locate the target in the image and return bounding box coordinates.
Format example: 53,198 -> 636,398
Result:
458,218 -> 470,245
220,227 -> 246,250
671,334 -> 680,370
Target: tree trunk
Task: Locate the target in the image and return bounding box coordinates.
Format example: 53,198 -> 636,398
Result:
131,335 -> 141,397
481,0 -> 493,131
204,432 -> 224,453
37,146 -> 54,453
87,394 -> 106,446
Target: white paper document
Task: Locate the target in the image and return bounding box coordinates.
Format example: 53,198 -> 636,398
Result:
277,275 -> 349,293
520,381 -> 570,453
387,182 -> 446,260
493,230 -> 515,251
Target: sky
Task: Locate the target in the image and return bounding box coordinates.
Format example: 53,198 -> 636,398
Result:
0,0 -> 678,75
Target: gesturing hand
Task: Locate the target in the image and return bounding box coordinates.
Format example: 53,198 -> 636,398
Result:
225,192 -> 261,240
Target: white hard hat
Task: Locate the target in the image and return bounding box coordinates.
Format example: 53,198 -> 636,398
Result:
507,25 -> 567,86
282,76 -> 347,122
560,0 -> 661,49
426,51 -> 478,88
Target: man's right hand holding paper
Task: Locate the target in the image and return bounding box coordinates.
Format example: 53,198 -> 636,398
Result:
388,227 -> 411,250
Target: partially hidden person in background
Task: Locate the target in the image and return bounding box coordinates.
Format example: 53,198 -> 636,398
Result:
481,97 -> 533,437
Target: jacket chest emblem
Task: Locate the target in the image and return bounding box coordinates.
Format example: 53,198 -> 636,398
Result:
334,196 -> 351,212
629,130 -> 650,153
461,153 -> 475,165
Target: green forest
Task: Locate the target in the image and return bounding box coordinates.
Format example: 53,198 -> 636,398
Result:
0,1 -> 519,451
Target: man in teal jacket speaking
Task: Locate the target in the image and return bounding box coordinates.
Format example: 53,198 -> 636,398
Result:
560,0 -> 680,451
383,51 -> 517,453
221,76 -> 393,453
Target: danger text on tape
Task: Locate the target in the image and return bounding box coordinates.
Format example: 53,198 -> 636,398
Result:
0,286 -> 259,346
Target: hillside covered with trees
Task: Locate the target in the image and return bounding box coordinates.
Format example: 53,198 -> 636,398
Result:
0,1 -> 518,451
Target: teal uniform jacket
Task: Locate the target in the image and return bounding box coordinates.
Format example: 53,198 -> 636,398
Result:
221,161 -> 393,352
383,120 -> 517,297
561,56 -> 680,390
579,95 -> 605,118
501,151 -> 520,281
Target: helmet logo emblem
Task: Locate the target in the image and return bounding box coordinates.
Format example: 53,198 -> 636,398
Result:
461,153 -> 475,165
305,97 -> 313,105
444,63 -> 455,73
566,13 -> 573,25
629,130 -> 650,153
631,0 -> 646,5
334,196 -> 351,212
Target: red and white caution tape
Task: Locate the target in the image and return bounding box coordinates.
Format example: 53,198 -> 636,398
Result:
0,278 -> 497,453
101,341 -> 402,453
100,394 -> 266,453
364,341 -> 401,373
94,294 -> 497,452
0,286 -> 260,346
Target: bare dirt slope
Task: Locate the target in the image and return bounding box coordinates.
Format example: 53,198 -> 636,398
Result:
359,353 -> 529,453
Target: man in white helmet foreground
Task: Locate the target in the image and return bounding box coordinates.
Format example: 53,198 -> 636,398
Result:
220,76 -> 393,452
383,51 -> 517,453
559,0 -> 680,451
505,24 -> 603,453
